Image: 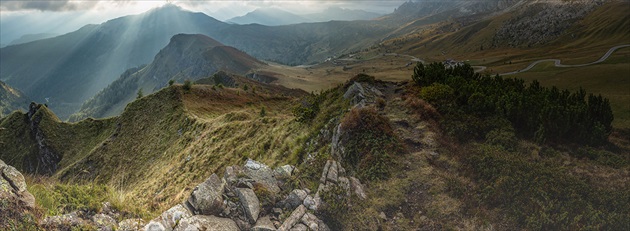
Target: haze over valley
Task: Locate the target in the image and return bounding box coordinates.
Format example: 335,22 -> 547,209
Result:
1,1 -> 629,230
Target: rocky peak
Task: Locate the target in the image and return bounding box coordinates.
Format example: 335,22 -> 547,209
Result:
26,103 -> 61,175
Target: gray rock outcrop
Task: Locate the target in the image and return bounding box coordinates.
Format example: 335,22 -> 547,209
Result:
173,215 -> 239,231
237,188 -> 261,224
187,173 -> 225,215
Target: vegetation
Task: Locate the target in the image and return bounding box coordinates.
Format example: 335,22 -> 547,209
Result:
182,80 -> 192,92
339,107 -> 402,181
412,62 -> 614,145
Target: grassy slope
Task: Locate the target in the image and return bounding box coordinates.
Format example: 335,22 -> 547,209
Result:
52,84 -> 310,213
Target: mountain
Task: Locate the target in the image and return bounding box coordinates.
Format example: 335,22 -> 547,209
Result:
0,4 -> 229,120
69,34 -> 266,121
304,7 -> 381,22
228,8 -> 311,26
8,33 -> 59,46
0,81 -> 30,117
228,7 -> 382,26
0,4 -> 396,120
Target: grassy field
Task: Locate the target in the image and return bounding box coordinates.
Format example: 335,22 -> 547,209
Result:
510,47 -> 630,129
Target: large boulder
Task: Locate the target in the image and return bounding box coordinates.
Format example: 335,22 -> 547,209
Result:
173,215 -> 239,231
243,159 -> 280,193
144,204 -> 192,231
187,173 -> 225,215
237,187 -> 261,224
0,159 -> 35,208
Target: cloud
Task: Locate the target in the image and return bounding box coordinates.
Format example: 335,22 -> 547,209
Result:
0,0 -> 101,11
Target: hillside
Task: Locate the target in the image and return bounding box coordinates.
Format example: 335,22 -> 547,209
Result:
0,81 -> 29,117
69,34 -> 267,121
228,8 -> 311,26
2,69 -> 628,230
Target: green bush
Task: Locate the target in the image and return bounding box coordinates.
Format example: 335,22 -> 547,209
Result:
412,62 -> 614,145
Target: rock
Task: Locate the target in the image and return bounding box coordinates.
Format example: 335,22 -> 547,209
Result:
145,204 -> 193,230
92,213 -> 117,231
173,215 -> 239,231
224,166 -> 238,185
237,188 -> 261,224
320,160 -> 331,183
278,205 -> 306,231
284,189 -> 308,210
300,213 -> 319,230
349,177 -> 367,200
251,215 -> 276,231
0,159 -> 35,208
144,221 -> 166,231
326,161 -> 338,183
337,163 -> 346,177
236,178 -> 255,189
343,82 -> 367,105
118,219 -> 145,231
235,218 -> 252,231
187,174 -> 225,215
41,212 -> 89,230
289,223 -> 308,231
245,159 -> 265,170
272,207 -> 283,216
274,165 -> 295,179
379,212 -> 387,220
243,159 -> 280,194
302,195 -> 321,211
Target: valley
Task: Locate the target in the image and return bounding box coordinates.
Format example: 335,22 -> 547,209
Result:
1,0 -> 629,230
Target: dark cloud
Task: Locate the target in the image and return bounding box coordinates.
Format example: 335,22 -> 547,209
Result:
0,0 -> 105,11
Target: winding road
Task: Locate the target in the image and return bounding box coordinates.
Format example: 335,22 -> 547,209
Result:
495,44 -> 630,75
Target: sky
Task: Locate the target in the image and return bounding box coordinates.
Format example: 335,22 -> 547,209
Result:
0,0 -> 406,45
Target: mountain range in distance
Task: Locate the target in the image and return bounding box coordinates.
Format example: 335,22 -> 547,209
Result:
227,6 -> 382,26
1,0 -> 628,122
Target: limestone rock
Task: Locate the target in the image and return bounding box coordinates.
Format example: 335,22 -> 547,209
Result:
173,215 -> 239,231
187,174 -> 225,215
144,221 -> 166,231
41,212 -> 89,230
224,166 -> 238,185
349,177 -> 367,199
274,165 -> 295,178
92,213 -> 117,231
145,204 -> 192,230
289,223 -> 308,231
320,160 -> 331,183
237,188 -> 261,224
243,159 -> 280,194
326,161 -> 338,183
284,189 -> 308,209
251,215 -> 276,231
0,159 -> 35,208
278,205 -> 306,231
300,213 -> 330,231
118,219 -> 145,231
302,195 -> 321,211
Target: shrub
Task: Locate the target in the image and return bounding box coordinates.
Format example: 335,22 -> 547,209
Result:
339,107 -> 402,181
412,62 -> 613,145
136,89 -> 143,99
183,80 -> 192,92
293,94 -> 321,123
168,79 -> 174,86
